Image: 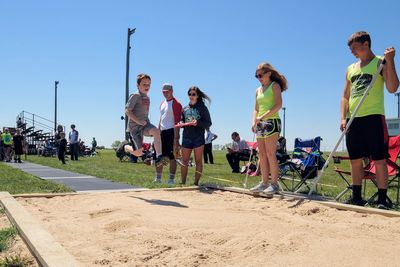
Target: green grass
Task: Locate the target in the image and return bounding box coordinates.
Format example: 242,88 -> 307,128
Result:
0,255 -> 32,267
0,163 -> 71,194
0,227 -> 17,252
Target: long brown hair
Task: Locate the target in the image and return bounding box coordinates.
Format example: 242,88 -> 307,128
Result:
257,63 -> 288,91
188,86 -> 211,105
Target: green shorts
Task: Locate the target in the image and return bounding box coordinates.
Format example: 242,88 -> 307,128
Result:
256,118 -> 281,139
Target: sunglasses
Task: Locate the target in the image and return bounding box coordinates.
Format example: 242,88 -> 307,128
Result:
255,72 -> 266,79
188,93 -> 197,96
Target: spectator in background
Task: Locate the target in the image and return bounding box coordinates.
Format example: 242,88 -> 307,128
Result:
91,137 -> 97,152
204,128 -> 218,164
1,128 -> 12,162
58,132 -> 67,164
226,132 -> 249,173
0,130 -> 4,161
12,128 -> 24,163
68,124 -> 79,160
54,124 -> 64,150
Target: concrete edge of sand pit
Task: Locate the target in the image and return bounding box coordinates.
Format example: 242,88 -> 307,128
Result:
0,191 -> 80,267
12,186 -> 200,198
205,184 -> 400,218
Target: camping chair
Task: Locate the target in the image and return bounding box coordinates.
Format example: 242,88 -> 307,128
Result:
278,136 -> 325,192
240,142 -> 259,175
334,135 -> 400,206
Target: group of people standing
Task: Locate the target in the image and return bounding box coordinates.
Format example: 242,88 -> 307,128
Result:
0,128 -> 24,163
121,74 -> 213,185
119,31 -> 398,209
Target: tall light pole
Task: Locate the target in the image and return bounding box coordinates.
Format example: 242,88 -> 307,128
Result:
125,28 -> 136,140
282,107 -> 286,138
395,92 -> 400,118
54,81 -> 59,133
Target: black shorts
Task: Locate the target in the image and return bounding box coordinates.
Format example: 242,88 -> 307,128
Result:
161,128 -> 175,159
346,114 -> 389,160
182,134 -> 205,149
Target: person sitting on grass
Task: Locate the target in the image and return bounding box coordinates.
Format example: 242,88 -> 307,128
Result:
226,132 -> 249,173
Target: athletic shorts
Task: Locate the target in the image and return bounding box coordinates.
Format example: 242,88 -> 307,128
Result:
128,123 -> 157,151
256,118 -> 281,139
346,114 -> 389,160
161,128 -> 175,159
182,134 -> 205,149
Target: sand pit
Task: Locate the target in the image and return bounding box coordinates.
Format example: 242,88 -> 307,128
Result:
17,189 -> 400,266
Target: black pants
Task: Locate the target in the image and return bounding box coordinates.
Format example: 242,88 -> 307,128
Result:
203,143 -> 214,164
70,143 -> 79,160
226,151 -> 249,172
58,152 -> 66,164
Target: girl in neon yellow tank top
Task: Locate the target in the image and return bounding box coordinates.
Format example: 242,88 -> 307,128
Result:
250,62 -> 288,195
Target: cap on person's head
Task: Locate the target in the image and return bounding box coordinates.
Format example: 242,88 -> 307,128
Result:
162,83 -> 173,92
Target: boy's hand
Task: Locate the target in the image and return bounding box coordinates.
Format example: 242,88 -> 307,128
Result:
384,47 -> 396,62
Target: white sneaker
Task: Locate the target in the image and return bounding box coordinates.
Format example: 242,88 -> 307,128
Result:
153,178 -> 162,183
263,183 -> 279,195
167,178 -> 174,185
249,182 -> 269,192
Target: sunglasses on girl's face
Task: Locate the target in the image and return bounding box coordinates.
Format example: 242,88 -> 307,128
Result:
255,73 -> 266,79
188,93 -> 197,96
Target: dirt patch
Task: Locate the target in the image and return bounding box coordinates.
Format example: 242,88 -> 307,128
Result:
16,189 -> 400,266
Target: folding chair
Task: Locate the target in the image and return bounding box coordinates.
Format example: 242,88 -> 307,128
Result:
240,142 -> 259,175
334,135 -> 400,206
278,136 -> 325,192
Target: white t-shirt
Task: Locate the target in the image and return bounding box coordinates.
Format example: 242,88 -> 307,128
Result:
160,100 -> 175,130
205,130 -> 215,144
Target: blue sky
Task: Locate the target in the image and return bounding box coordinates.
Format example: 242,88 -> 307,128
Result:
1,0 -> 399,150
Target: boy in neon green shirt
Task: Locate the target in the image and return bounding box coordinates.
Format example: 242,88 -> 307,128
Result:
340,31 -> 399,209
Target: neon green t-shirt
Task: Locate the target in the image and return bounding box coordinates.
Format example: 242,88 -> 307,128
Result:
1,133 -> 12,145
256,82 -> 280,120
347,56 -> 385,117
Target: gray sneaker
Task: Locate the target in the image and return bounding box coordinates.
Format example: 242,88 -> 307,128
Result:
167,178 -> 175,185
249,182 -> 269,192
263,183 -> 279,195
153,177 -> 162,183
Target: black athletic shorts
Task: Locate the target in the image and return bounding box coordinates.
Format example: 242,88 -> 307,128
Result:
161,128 -> 175,159
346,114 -> 389,160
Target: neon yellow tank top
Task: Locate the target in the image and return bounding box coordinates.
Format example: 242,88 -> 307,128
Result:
347,56 -> 384,117
256,82 -> 280,119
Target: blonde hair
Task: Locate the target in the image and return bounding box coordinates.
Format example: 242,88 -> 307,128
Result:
257,63 -> 288,91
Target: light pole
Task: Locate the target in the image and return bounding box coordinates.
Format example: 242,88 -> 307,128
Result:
125,27 -> 136,140
395,92 -> 400,118
282,107 -> 286,138
54,81 -> 59,133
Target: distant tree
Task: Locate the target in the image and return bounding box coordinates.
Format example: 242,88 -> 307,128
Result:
111,140 -> 121,149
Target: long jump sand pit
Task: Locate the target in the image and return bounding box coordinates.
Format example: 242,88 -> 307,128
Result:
17,189 -> 400,266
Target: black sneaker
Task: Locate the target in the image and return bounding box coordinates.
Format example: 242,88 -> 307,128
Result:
344,196 -> 367,206
377,202 -> 392,210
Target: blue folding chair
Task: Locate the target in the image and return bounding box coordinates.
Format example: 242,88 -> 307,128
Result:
279,136 -> 325,192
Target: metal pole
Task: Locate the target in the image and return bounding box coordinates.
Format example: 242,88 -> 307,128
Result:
54,81 -> 59,133
125,28 -> 136,141
395,92 -> 400,118
282,107 -> 286,138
